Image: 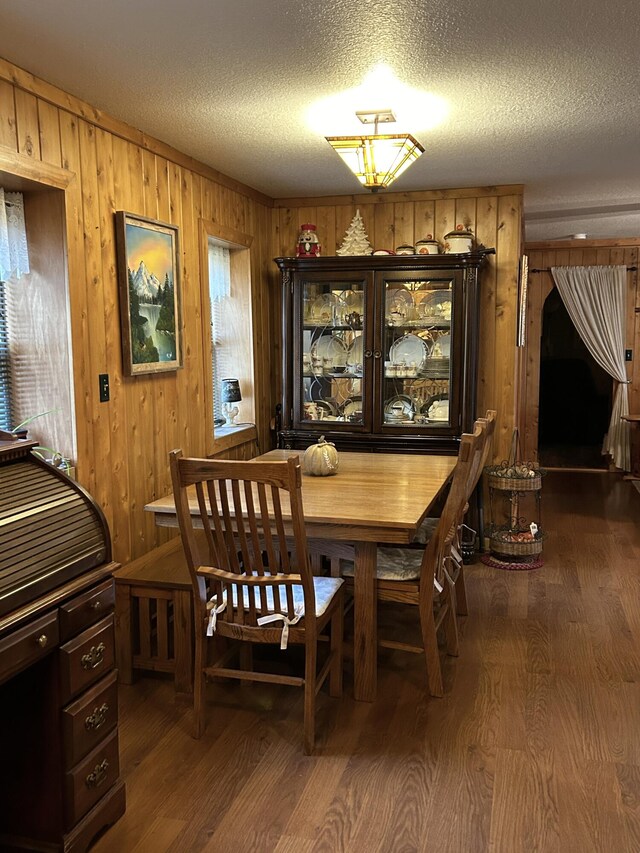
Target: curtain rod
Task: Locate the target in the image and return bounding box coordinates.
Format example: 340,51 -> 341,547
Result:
531,265 -> 637,273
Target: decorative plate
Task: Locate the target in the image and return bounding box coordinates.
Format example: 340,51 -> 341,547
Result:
384,394 -> 415,422
389,333 -> 430,370
346,334 -> 364,368
342,289 -> 364,313
385,287 -> 414,324
343,398 -> 364,417
417,289 -> 453,321
310,292 -> 346,325
310,334 -> 348,366
432,333 -> 451,358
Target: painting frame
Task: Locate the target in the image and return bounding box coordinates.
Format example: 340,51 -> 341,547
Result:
115,211 -> 182,376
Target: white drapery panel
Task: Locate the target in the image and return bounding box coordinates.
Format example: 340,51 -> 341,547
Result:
0,189 -> 30,281
550,264 -> 630,471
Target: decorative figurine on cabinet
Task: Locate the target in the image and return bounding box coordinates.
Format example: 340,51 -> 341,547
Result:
296,223 -> 321,257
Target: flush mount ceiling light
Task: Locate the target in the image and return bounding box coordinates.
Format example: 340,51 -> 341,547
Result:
325,110 -> 424,192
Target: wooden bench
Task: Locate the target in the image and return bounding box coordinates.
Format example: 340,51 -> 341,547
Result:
113,538 -> 193,694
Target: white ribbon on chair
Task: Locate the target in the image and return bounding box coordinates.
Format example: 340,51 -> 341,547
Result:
206,595 -> 227,636
257,604 -> 305,650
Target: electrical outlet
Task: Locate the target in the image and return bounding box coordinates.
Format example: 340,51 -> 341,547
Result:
99,373 -> 110,402
625,349 -> 633,362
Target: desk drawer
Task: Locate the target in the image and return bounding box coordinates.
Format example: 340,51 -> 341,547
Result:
0,610 -> 59,685
59,579 -> 115,642
64,728 -> 120,828
59,616 -> 115,702
62,671 -> 118,768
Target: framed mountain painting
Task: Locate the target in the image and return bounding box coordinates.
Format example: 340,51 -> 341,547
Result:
115,211 -> 182,376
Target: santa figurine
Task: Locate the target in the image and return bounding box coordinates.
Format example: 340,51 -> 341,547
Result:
296,223 -> 321,257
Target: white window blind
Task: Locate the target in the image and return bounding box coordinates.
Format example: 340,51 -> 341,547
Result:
208,244 -> 232,423
0,280 -> 11,430
0,190 -> 30,431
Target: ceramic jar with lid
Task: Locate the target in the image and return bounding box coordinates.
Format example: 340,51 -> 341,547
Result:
415,235 -> 442,255
443,224 -> 474,254
395,244 -> 415,255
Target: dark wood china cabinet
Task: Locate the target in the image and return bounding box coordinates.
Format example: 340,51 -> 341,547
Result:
275,250 -> 494,454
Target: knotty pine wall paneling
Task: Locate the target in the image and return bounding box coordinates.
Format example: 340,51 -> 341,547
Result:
273,187 -> 523,462
0,57 -> 275,564
521,238 -> 639,464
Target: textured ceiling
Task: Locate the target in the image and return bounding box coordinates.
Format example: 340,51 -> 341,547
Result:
1,0 -> 639,240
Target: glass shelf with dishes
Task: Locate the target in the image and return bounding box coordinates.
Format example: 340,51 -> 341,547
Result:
300,280 -> 368,426
382,378 -> 450,427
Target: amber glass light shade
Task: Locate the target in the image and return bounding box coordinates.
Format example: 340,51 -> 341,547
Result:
325,133 -> 424,191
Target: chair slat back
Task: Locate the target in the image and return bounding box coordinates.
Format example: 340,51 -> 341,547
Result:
420,426 -> 483,593
467,409 -> 497,499
170,452 -> 313,629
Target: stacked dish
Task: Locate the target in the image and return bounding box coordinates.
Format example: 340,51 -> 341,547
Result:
388,333 -> 430,373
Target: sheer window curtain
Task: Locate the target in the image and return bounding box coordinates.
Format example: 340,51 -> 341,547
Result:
0,189 -> 30,281
550,265 -> 630,471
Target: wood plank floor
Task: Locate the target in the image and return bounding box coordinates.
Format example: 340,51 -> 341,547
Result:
93,472 -> 640,853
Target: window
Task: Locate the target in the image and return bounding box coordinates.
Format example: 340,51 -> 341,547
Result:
208,244 -> 233,425
0,188 -> 30,431
0,280 -> 11,430
0,182 -> 75,461
201,220 -> 255,453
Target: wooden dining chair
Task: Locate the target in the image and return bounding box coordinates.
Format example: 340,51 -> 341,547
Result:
169,451 -> 344,754
408,410 -> 496,613
342,426 -> 483,697
453,409 -> 497,612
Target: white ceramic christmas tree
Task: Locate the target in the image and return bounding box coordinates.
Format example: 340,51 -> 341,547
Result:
336,209 -> 373,256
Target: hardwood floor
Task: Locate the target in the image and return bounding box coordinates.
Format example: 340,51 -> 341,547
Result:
93,472 -> 640,853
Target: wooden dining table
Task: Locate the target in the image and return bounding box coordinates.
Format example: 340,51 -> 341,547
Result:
144,449 -> 456,702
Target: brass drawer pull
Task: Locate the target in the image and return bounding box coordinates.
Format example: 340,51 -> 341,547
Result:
85,758 -> 109,789
81,642 -> 106,670
36,634 -> 49,648
90,600 -> 103,611
84,702 -> 109,731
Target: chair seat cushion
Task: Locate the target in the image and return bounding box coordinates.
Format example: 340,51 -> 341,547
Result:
342,548 -> 422,582
208,573 -> 344,618
414,516 -> 438,544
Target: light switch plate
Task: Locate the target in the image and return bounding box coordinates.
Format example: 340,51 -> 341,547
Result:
99,373 -> 110,402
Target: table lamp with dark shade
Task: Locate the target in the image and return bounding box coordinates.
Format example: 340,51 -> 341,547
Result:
221,378 -> 241,425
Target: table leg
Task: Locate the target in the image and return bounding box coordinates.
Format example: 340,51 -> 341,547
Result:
353,540 -> 377,702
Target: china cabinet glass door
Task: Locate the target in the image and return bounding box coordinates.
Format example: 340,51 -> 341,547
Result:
296,274 -> 370,430
379,273 -> 454,429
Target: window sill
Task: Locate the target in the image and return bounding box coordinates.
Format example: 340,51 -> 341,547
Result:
211,423 -> 257,455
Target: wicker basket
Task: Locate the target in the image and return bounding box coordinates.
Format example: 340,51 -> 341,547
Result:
490,535 -> 543,556
488,473 -> 542,491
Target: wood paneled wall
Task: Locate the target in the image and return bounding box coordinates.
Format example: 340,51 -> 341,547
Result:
0,55 -> 524,563
0,58 -> 275,563
272,187 -> 524,462
521,238 -> 639,464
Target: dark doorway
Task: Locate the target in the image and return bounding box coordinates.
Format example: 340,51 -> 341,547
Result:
538,288 -> 612,469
